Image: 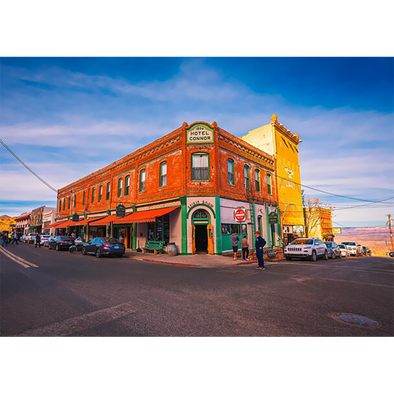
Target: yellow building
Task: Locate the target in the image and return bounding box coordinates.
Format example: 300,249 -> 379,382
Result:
304,206 -> 334,241
241,114 -> 305,243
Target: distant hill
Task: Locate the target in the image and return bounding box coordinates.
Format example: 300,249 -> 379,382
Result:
335,227 -> 391,256
0,215 -> 11,220
0,216 -> 16,232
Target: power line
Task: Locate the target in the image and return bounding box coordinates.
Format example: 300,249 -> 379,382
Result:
0,138 -> 57,193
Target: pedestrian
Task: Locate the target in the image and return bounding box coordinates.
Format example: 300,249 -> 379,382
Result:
8,232 -> 12,244
231,230 -> 239,261
35,233 -> 41,248
11,232 -> 19,245
71,232 -> 76,238
1,233 -> 8,247
254,231 -> 267,270
241,235 -> 249,261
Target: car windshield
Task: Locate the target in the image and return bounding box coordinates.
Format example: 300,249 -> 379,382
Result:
325,242 -> 332,247
59,236 -> 71,241
339,245 -> 345,249
105,238 -> 120,243
291,239 -> 313,245
342,242 -> 356,245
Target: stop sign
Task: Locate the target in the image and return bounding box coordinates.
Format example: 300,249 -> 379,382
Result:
234,209 -> 246,221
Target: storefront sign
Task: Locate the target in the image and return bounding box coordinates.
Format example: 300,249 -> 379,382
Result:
283,225 -> 293,234
269,212 -> 278,224
332,227 -> 342,234
187,125 -> 214,144
234,208 -> 246,222
116,204 -> 126,217
187,200 -> 214,211
72,213 -> 79,222
293,225 -> 304,235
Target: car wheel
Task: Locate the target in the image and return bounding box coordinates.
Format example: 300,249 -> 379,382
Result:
56,244 -> 60,251
331,252 -> 336,259
96,249 -> 101,258
82,247 -> 87,255
324,251 -> 329,260
311,251 -> 317,262
285,256 -> 292,261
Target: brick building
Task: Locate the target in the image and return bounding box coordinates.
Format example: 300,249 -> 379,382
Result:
55,121 -> 281,255
15,212 -> 31,234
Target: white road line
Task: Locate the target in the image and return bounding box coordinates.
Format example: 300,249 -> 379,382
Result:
0,246 -> 39,268
18,302 -> 136,337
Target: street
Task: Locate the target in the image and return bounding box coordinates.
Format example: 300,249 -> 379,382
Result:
1,242 -> 393,337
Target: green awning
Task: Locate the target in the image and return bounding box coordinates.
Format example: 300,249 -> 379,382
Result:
28,225 -> 41,230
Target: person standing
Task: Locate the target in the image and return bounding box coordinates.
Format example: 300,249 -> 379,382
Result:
241,235 -> 249,261
35,233 -> 41,248
231,230 -> 239,261
254,231 -> 267,270
11,232 -> 19,245
1,233 -> 8,247
8,232 -> 12,244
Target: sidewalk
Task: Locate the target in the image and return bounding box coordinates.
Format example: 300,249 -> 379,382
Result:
124,250 -> 284,268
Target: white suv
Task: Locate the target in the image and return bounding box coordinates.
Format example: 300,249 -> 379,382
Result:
341,242 -> 363,257
284,238 -> 328,261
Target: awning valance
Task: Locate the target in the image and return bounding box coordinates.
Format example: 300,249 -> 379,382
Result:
113,206 -> 179,224
88,215 -> 118,226
76,217 -> 105,226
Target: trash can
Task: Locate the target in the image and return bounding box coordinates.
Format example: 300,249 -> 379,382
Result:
167,242 -> 178,256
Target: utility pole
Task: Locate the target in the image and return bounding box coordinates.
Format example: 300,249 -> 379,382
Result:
388,214 -> 394,251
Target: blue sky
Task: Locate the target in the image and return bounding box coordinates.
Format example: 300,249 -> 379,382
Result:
0,57 -> 393,226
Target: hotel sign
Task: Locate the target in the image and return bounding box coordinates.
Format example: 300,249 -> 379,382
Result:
187,124 -> 214,144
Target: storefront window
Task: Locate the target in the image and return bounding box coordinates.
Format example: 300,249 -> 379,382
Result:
147,214 -> 169,243
192,153 -> 209,180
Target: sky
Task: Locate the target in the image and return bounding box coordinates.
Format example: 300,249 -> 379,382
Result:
0,57 -> 393,227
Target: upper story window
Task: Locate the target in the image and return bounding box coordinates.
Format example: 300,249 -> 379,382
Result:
117,178 -> 123,197
98,185 -> 103,202
74,193 -> 77,207
192,153 -> 209,180
255,169 -> 261,192
82,190 -> 86,206
63,198 -> 66,211
124,175 -> 130,195
91,187 -> 95,204
244,165 -> 250,190
68,197 -> 70,209
106,182 -> 110,200
267,173 -> 272,195
140,169 -> 146,192
228,159 -> 234,185
160,162 -> 167,187
59,200 -> 62,212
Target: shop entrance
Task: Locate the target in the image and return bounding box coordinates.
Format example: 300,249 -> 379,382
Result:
195,224 -> 208,253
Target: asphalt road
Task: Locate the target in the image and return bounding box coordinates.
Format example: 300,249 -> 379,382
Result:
1,242 -> 393,336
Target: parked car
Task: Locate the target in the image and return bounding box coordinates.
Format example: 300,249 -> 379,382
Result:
284,238 -> 328,261
48,236 -> 74,251
40,234 -> 50,246
82,237 -> 125,258
338,244 -> 350,258
25,233 -> 38,244
44,235 -> 56,247
20,234 -> 28,243
69,237 -> 85,253
324,242 -> 342,259
388,251 -> 394,258
341,242 -> 363,256
362,246 -> 372,256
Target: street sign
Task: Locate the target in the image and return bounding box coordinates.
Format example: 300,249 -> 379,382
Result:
234,208 -> 246,221
72,213 -> 79,222
269,212 -> 278,223
116,204 -> 126,217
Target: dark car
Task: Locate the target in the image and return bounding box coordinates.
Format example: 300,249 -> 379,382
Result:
82,237 -> 125,258
48,236 -> 74,251
362,246 -> 372,256
324,242 -> 341,259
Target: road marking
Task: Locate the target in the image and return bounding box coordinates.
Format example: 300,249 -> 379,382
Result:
18,302 -> 136,337
0,246 -> 39,268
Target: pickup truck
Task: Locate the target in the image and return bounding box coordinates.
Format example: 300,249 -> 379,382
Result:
25,233 -> 38,244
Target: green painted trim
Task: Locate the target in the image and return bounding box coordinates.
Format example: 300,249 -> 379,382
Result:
265,205 -> 271,247
186,123 -> 214,144
215,196 -> 222,254
276,207 -> 282,247
251,201 -> 256,246
180,196 -> 187,254
187,123 -> 214,132
186,203 -> 216,219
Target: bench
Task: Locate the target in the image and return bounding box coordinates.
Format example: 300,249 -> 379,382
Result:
143,241 -> 165,255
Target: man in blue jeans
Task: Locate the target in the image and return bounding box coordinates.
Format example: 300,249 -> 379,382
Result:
254,231 -> 266,270
1,233 -> 8,247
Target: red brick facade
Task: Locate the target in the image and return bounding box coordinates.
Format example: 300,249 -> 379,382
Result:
58,121 -> 277,218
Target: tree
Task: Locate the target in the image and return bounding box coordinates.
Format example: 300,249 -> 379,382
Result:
304,198 -> 331,238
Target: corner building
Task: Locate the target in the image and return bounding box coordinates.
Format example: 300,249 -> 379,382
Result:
57,121 -> 280,255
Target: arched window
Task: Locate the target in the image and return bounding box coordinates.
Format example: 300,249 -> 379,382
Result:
244,165 -> 250,190
140,169 -> 146,192
160,162 -> 167,187
192,209 -> 209,219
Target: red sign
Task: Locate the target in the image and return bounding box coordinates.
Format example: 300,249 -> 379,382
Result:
234,209 -> 246,221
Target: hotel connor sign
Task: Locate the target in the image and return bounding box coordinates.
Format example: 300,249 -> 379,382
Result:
187,124 -> 214,144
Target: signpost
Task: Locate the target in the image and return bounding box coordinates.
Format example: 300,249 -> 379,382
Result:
269,212 -> 278,224
72,213 -> 79,222
116,204 -> 126,217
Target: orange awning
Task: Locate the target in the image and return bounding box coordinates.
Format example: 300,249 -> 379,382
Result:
75,217 -> 105,226
113,206 -> 179,224
88,215 -> 118,226
55,220 -> 81,229
43,221 -> 68,230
